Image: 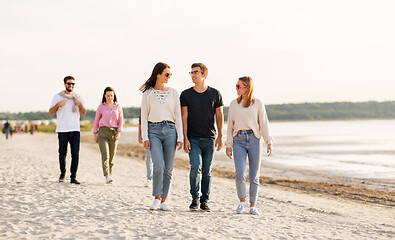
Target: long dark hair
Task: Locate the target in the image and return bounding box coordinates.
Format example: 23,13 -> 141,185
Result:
139,62 -> 170,92
102,87 -> 118,103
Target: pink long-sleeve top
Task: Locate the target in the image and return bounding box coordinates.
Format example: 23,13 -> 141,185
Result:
93,102 -> 124,133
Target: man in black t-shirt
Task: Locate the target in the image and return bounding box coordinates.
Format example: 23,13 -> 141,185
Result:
180,63 -> 224,212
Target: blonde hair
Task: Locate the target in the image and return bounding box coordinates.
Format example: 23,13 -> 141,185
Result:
237,76 -> 255,108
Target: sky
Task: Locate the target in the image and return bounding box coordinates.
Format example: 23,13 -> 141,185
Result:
1,0 -> 394,112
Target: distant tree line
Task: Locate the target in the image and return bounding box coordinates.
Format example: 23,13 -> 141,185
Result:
1,101 -> 395,121
265,101 -> 395,120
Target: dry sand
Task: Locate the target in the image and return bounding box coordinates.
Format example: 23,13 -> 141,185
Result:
0,133 -> 394,239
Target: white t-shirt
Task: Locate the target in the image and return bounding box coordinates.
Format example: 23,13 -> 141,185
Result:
50,92 -> 86,133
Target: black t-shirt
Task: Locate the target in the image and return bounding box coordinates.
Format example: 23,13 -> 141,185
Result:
180,86 -> 223,139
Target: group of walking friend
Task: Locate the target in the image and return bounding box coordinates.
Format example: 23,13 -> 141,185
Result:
49,62 -> 273,215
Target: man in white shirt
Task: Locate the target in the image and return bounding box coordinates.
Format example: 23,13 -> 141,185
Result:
49,76 -> 86,184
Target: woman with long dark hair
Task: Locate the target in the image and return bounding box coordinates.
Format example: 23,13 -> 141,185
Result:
93,87 -> 124,184
140,62 -> 183,211
225,76 -> 273,215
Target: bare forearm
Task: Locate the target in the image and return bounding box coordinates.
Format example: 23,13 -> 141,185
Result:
79,104 -> 87,116
48,104 -> 59,116
182,117 -> 188,140
181,107 -> 188,140
215,107 -> 224,137
216,115 -> 223,137
138,125 -> 142,140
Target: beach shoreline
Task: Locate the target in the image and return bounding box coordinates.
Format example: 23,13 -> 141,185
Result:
1,132 -> 394,239
81,132 -> 395,207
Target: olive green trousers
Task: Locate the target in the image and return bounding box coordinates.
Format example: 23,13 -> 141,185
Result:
98,126 -> 118,176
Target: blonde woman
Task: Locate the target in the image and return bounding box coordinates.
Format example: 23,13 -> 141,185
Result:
140,62 -> 183,211
225,76 -> 273,215
93,87 -> 124,184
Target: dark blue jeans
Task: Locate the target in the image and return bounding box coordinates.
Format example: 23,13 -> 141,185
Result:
188,137 -> 215,202
58,131 -> 80,179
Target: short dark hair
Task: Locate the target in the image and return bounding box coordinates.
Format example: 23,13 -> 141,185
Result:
101,87 -> 118,103
63,76 -> 75,84
191,63 -> 208,75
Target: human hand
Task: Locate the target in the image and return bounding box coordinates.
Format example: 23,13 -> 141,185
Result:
215,136 -> 223,151
226,147 -> 232,159
183,139 -> 191,153
94,133 -> 98,143
73,98 -> 82,107
267,144 -> 273,156
58,100 -> 67,108
177,141 -> 183,151
143,140 -> 150,149
115,132 -> 121,141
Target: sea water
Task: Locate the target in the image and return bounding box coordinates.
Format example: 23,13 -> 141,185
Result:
265,119 -> 395,179
125,119 -> 395,179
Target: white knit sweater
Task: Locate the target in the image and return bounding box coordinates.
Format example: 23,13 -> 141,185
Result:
140,87 -> 183,142
225,98 -> 273,148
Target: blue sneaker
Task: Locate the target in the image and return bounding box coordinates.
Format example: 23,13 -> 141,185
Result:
236,202 -> 246,214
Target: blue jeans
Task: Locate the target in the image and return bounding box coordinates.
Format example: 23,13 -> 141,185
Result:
148,122 -> 177,199
146,149 -> 153,180
188,137 -> 215,202
58,131 -> 80,179
233,130 -> 261,204
5,129 -> 10,140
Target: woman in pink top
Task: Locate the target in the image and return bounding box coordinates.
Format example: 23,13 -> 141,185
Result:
93,87 -> 124,184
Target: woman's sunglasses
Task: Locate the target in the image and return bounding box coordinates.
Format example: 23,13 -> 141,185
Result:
236,84 -> 247,90
165,73 -> 172,77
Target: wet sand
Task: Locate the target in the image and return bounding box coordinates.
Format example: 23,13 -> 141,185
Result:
107,132 -> 395,207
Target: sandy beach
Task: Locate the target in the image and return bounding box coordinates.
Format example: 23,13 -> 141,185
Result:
0,133 -> 394,239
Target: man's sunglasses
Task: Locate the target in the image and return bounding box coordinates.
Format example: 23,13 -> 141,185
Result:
189,70 -> 202,75
236,84 -> 247,89
165,73 -> 172,77
66,82 -> 75,86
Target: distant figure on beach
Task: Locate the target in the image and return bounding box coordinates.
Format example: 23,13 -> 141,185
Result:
3,121 -> 11,140
140,62 -> 183,211
93,87 -> 124,185
225,76 -> 273,215
138,116 -> 153,187
9,125 -> 14,139
49,76 -> 87,184
180,63 -> 224,212
29,123 -> 37,135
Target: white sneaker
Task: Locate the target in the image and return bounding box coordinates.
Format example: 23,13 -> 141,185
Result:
236,202 -> 247,214
150,199 -> 161,210
145,179 -> 152,187
249,207 -> 260,215
105,176 -> 113,184
160,202 -> 171,211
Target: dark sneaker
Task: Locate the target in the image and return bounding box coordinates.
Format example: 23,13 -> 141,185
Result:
189,198 -> 199,211
70,178 -> 80,184
59,173 -> 65,182
200,201 -> 211,212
